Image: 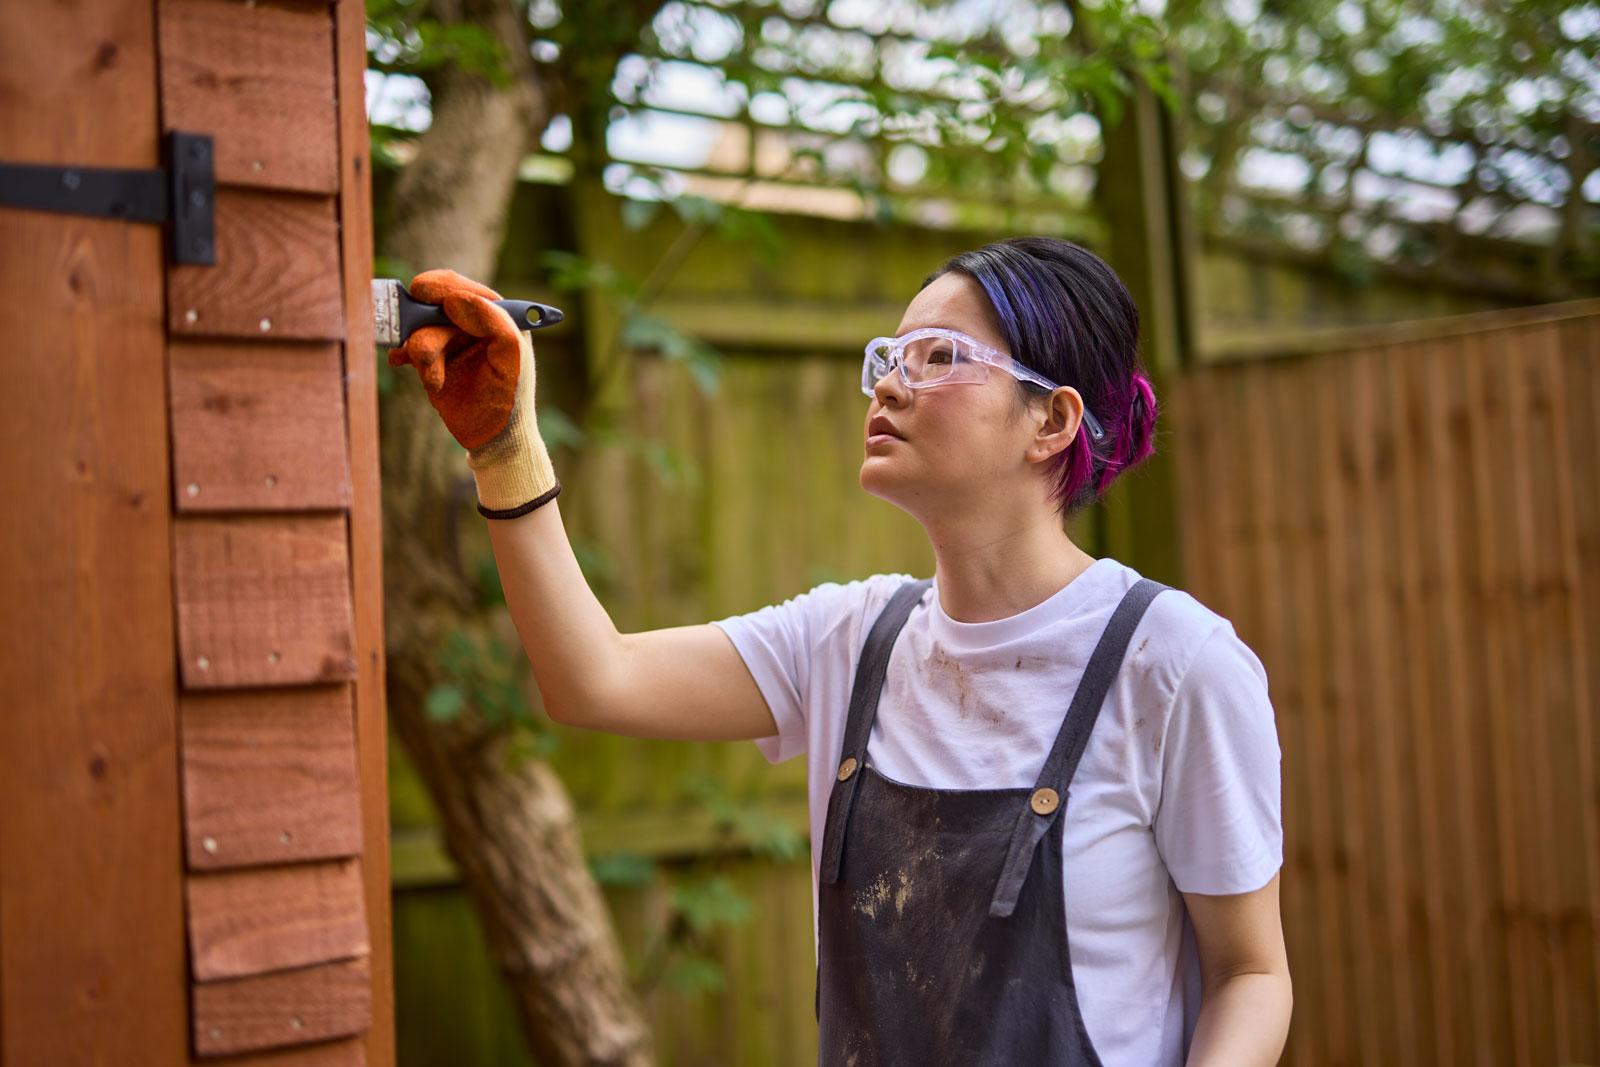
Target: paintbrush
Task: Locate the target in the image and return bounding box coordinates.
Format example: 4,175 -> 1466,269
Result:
371,278 -> 564,348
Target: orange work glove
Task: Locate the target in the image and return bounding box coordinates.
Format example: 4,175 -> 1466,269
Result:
386,268 -> 560,519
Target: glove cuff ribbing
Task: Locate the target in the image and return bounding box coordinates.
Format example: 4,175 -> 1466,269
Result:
466,329 -> 562,520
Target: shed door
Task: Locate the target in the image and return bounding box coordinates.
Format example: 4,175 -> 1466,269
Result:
0,0 -> 392,1063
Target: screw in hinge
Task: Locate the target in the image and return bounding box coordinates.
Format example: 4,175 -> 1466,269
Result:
259,317 -> 272,332
201,837 -> 218,854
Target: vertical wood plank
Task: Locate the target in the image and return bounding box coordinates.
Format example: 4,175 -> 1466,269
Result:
1553,317 -> 1600,1056
1313,346 -> 1385,1066
1465,329 -> 1536,1064
1241,358 -> 1308,1061
0,1 -> 190,1061
333,0 -> 397,1060
1419,322 -> 1501,1065
1276,352 -> 1347,1066
1517,322 -> 1595,1056
1385,339 -> 1451,1063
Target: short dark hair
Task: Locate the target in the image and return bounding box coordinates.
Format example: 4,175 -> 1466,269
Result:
922,235 -> 1158,517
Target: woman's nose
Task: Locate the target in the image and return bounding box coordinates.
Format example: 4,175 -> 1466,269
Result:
872,363 -> 908,405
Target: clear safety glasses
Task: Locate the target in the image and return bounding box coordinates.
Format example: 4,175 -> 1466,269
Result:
861,327 -> 1106,442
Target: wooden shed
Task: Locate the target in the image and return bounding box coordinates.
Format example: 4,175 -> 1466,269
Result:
0,1 -> 392,1063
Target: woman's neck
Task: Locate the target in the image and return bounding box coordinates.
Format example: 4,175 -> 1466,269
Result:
926,512 -> 1098,624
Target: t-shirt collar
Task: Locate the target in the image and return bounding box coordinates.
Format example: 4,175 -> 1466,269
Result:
926,556 -> 1120,652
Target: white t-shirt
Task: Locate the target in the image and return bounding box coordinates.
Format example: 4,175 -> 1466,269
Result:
710,555 -> 1283,1067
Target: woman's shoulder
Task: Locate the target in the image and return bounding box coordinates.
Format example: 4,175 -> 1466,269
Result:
805,570 -> 925,643
1097,558 -> 1252,691
713,570 -> 923,653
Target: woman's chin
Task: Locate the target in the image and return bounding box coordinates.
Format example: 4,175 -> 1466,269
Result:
859,461 -> 907,498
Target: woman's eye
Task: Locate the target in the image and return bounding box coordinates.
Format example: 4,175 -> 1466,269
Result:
929,347 -> 953,363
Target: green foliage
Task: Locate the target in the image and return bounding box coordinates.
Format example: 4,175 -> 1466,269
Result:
669,876 -> 753,934
584,770 -> 807,1000
680,771 -> 805,863
428,627 -> 545,735
589,851 -> 656,888
618,312 -> 723,395
661,954 -> 726,996
366,0 -> 515,86
1169,0 -> 1598,283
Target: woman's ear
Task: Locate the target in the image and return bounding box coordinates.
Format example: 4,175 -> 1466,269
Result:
1027,387 -> 1086,464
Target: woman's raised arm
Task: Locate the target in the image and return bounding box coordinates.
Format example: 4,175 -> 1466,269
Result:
485,499 -> 779,742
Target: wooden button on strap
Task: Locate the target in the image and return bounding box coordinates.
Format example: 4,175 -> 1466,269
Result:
1029,787 -> 1059,815
837,756 -> 859,782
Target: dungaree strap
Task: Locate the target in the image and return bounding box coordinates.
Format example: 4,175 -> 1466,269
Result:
988,577 -> 1170,918
819,576 -> 934,886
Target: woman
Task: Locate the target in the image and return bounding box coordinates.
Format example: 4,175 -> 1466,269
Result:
388,236 -> 1292,1066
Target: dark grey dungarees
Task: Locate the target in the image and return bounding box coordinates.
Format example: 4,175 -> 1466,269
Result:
814,574 -> 1170,1066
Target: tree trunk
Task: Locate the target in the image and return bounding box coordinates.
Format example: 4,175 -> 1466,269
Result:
375,4 -> 654,1063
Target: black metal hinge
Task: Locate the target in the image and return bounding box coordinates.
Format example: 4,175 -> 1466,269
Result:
0,129 -> 215,266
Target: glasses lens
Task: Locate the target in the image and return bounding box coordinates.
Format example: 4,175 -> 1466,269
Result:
902,334 -> 958,384
863,334 -> 965,394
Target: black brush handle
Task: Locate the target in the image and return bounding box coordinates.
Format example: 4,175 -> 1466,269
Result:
400,292 -> 564,341
372,278 -> 567,347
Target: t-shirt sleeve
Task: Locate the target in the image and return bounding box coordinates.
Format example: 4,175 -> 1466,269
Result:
1153,620 -> 1284,895
710,577 -> 886,765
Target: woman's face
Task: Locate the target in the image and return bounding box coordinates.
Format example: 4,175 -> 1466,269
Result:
860,272 -> 1055,520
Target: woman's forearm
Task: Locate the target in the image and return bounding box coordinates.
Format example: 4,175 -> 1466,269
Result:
1184,970 -> 1293,1066
482,498 -> 623,723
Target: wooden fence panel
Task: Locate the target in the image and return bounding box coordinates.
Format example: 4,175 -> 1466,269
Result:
1171,299 -> 1600,1066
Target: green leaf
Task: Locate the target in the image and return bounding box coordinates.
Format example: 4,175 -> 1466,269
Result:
588,851 -> 657,887
536,406 -> 586,451
620,198 -> 662,231
425,683 -> 466,722
662,953 -> 725,996
669,876 -> 751,933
